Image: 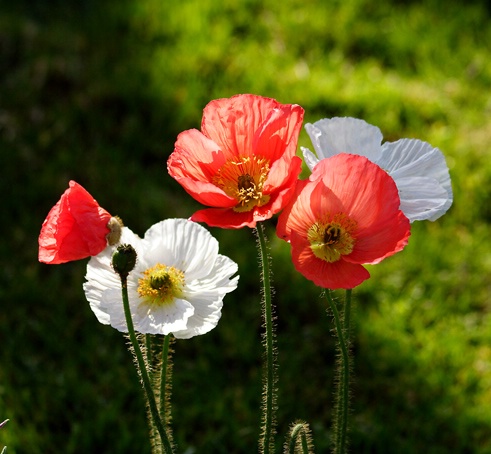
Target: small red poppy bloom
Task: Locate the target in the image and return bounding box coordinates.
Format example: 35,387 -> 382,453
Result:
39,181 -> 119,264
167,94 -> 304,228
277,154 -> 411,289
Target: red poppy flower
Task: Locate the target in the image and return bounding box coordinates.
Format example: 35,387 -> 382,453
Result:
277,154 -> 411,289
167,94 -> 304,228
39,181 -> 119,264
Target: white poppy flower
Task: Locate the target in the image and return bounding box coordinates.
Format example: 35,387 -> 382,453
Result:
83,218 -> 239,339
301,117 -> 453,222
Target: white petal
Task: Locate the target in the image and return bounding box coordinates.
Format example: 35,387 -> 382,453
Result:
380,139 -> 453,221
84,227 -> 143,326
172,294 -> 223,339
301,146 -> 320,171
173,254 -> 238,339
133,298 -> 194,335
143,219 -> 219,281
187,254 -> 239,291
396,177 -> 452,222
99,288 -> 128,332
305,117 -> 383,162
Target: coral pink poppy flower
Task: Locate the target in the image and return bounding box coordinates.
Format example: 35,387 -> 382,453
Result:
277,154 -> 411,289
168,94 -> 304,228
39,180 -> 122,264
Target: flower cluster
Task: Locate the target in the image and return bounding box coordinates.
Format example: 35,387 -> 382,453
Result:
167,97 -> 452,289
39,182 -> 239,338
38,95 -> 452,324
302,117 -> 453,222
37,94 -> 453,454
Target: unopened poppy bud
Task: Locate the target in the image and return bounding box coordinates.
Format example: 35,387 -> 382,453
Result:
112,244 -> 137,279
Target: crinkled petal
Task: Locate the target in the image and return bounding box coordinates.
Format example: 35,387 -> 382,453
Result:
143,219 -> 220,281
170,294 -> 221,339
84,227 -> 145,324
168,131 -> 236,207
174,255 -> 239,338
396,176 -> 450,222
304,117 -> 383,167
264,154 -> 302,194
253,103 -> 304,163
171,129 -> 226,180
201,94 -> 279,158
133,298 -> 195,335
186,254 -> 239,295
379,139 -> 453,221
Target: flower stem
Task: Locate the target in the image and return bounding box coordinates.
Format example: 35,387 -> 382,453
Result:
120,277 -> 174,454
160,335 -> 173,427
325,290 -> 351,454
256,223 -> 277,454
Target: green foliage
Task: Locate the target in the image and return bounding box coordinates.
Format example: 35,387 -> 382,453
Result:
1,0 -> 491,452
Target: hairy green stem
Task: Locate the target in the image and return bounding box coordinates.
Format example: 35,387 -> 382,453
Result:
120,277 -> 174,454
336,288 -> 352,451
343,289 -> 352,337
256,224 -> 277,454
160,335 -> 173,426
325,290 -> 350,454
287,422 -> 313,454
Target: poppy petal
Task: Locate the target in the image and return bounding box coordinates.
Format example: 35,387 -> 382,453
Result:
38,181 -> 112,264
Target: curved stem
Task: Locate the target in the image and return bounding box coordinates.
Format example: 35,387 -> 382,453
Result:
256,224 -> 277,454
120,277 -> 174,454
325,290 -> 350,454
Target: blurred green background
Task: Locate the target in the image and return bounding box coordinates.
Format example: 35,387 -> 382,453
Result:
2,0 -> 491,452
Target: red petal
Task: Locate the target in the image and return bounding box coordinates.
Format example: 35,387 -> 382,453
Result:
170,129 -> 225,181
311,154 -> 410,264
38,181 -> 112,264
253,103 -> 304,163
290,231 -> 370,289
201,94 -> 279,158
191,207 -> 257,229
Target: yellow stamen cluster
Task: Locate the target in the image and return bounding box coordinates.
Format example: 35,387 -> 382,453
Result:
137,263 -> 185,307
213,156 -> 271,212
308,214 -> 357,263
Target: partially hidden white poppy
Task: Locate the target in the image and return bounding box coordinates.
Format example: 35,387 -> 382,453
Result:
83,218 -> 239,339
301,117 -> 453,222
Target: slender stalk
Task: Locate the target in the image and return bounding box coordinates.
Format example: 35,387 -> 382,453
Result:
337,288 -> 352,452
343,289 -> 352,337
146,334 -> 154,379
120,277 -> 174,454
325,290 -> 350,454
160,334 -> 173,426
256,223 -> 277,454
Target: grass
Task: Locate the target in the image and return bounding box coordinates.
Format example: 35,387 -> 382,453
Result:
1,0 -> 491,452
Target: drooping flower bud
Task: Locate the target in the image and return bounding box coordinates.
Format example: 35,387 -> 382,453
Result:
39,181 -> 113,264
